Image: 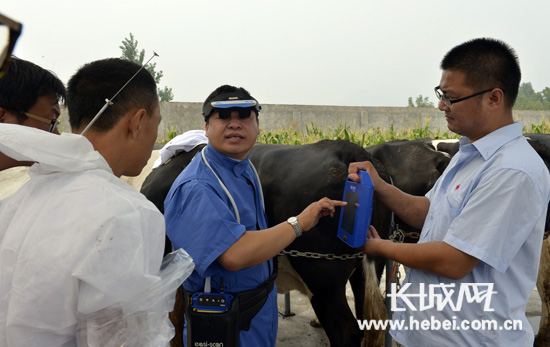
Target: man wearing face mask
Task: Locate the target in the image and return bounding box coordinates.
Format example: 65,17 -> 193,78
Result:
0,57 -> 65,171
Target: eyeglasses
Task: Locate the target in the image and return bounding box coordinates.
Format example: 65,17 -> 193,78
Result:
0,13 -> 22,79
434,86 -> 495,108
24,112 -> 59,133
215,107 -> 256,120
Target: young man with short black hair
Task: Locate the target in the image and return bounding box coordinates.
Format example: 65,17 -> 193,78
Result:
352,38 -> 550,346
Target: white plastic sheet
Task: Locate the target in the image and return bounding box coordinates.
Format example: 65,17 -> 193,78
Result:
153,129 -> 208,168
76,249 -> 194,347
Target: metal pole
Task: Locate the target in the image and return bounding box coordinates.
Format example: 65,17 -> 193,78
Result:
279,292 -> 295,317
285,292 -> 293,316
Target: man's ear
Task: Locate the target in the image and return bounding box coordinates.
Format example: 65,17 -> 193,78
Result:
0,108 -> 20,124
128,108 -> 147,139
487,88 -> 505,108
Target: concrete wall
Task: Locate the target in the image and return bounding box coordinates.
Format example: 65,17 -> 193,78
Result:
58,102 -> 550,141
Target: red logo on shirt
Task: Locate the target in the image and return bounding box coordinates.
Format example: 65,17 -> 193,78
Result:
455,184 -> 460,190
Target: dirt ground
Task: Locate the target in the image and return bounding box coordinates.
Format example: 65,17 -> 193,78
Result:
275,271 -> 543,347
276,291 -> 331,346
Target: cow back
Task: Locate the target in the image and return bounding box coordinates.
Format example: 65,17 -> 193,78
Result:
366,139 -> 450,196
366,139 -> 452,244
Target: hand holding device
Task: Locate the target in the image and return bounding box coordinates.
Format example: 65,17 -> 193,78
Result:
337,170 -> 374,247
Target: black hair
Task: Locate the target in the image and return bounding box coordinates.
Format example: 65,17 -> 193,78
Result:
67,58 -> 158,132
441,38 -> 521,109
0,56 -> 66,122
203,85 -> 258,122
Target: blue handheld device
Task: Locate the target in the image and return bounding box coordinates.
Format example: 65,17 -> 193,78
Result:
337,170 -> 374,247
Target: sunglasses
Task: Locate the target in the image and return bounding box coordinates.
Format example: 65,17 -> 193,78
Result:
214,107 -> 256,120
0,13 -> 22,79
203,98 -> 261,120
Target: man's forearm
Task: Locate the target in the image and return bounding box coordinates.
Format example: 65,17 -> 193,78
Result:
376,183 -> 429,230
366,239 -> 479,280
217,222 -> 296,272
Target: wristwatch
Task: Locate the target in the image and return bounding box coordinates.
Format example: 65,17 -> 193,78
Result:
287,216 -> 302,237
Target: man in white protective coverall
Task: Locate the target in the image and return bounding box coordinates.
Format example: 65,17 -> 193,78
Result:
0,57 -> 66,172
0,58 -> 194,346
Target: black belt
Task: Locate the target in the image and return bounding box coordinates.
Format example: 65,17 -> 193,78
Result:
185,265 -> 277,331
232,270 -> 277,331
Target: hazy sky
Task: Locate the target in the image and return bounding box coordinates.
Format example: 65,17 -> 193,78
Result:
4,1 -> 550,107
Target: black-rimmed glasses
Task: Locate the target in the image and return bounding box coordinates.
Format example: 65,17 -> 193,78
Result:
24,112 -> 59,133
434,86 -> 495,108
0,13 -> 22,79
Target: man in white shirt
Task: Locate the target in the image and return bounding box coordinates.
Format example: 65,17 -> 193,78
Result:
351,38 -> 550,346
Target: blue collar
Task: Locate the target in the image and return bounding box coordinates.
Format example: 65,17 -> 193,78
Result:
204,144 -> 252,178
459,122 -> 523,161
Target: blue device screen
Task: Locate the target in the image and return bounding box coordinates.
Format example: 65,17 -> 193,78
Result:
337,170 -> 374,247
341,191 -> 359,235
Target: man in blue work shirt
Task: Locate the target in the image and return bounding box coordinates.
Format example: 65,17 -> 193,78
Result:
350,38 -> 550,346
164,85 -> 345,346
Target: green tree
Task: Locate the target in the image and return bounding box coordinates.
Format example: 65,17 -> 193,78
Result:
408,95 -> 434,108
541,87 -> 550,106
514,82 -> 550,110
119,33 -> 174,102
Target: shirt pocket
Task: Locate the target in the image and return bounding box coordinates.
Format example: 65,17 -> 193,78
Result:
445,185 -> 467,219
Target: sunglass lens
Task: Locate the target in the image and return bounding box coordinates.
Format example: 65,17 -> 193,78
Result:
239,109 -> 252,118
216,108 -> 253,119
217,109 -> 231,119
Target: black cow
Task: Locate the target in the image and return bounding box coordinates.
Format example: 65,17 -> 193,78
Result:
366,139 -> 450,196
250,140 -> 392,347
141,140 -> 392,347
432,139 -> 460,157
524,134 -> 550,241
365,139 -> 452,243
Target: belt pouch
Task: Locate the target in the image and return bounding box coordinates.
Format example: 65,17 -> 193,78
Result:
186,293 -> 240,347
